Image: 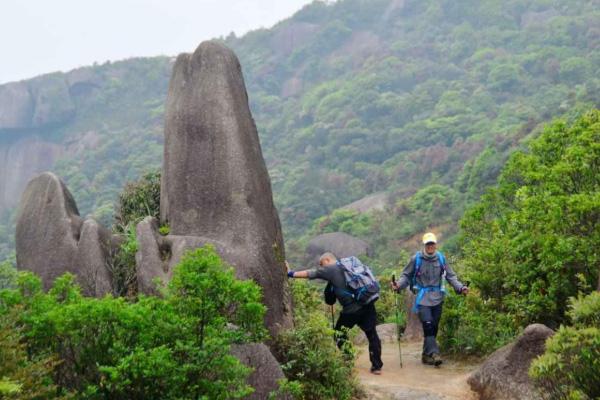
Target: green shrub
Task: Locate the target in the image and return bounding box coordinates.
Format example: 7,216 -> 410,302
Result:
105,224 -> 138,297
0,311 -> 67,399
460,111 -> 600,329
0,260 -> 17,290
530,292 -> 600,399
276,280 -> 361,400
0,246 -> 266,399
438,288 -> 517,356
113,170 -> 161,232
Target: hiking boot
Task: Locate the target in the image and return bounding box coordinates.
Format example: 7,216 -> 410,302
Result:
431,353 -> 443,366
421,354 -> 435,365
370,367 -> 382,375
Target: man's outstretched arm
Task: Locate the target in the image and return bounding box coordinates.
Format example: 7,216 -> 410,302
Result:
286,261 -> 310,279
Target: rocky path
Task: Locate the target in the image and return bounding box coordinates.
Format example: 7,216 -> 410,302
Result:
355,341 -> 478,400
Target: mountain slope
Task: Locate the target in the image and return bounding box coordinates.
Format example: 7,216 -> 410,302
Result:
1,0 -> 599,264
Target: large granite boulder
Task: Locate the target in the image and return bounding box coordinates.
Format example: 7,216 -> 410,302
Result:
231,343 -> 290,400
16,172 -> 114,296
305,232 -> 371,266
157,40 -> 292,336
468,324 -> 554,400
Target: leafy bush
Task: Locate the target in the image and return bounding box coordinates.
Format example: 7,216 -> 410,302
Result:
113,170 -> 161,232
460,111 -> 600,329
105,224 -> 138,297
276,280 -> 361,400
530,292 -> 600,399
0,260 -> 17,290
0,246 -> 266,399
0,311 -> 66,399
438,288 -> 517,356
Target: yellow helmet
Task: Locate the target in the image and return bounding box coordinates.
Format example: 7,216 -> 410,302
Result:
422,232 -> 437,245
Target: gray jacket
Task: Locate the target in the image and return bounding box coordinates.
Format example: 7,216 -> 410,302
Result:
308,265 -> 363,314
397,252 -> 465,307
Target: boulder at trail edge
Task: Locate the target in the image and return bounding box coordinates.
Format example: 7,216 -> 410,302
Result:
467,323 -> 554,400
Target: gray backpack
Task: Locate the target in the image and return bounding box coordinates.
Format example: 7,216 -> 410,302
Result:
337,256 -> 380,305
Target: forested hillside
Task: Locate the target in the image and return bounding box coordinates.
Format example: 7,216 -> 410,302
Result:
1,0 -> 599,266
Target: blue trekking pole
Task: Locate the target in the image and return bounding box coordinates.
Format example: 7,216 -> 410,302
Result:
392,274 -> 403,368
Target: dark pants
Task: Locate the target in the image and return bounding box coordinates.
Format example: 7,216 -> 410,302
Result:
417,302 -> 443,356
335,303 -> 383,370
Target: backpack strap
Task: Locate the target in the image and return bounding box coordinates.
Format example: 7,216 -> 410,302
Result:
436,251 -> 447,274
411,251 -> 447,313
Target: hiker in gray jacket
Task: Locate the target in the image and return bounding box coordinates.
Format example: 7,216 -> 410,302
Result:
391,232 -> 468,366
287,253 -> 383,374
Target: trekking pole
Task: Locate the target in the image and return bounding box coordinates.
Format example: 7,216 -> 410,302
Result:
392,274 -> 403,368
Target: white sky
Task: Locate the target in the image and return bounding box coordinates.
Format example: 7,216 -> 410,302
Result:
0,0 -> 316,84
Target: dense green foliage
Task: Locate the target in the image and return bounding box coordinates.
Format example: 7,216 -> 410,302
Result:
0,260 -> 17,290
438,288 -> 517,355
112,170 -> 161,232
530,292 -> 600,399
460,110 -> 599,329
435,110 -> 600,359
276,280 -> 361,400
0,246 -> 267,399
0,312 -> 66,399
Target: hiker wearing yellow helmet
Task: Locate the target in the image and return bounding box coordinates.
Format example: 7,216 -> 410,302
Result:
391,232 -> 468,366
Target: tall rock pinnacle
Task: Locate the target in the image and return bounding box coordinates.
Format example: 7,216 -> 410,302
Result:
150,41 -> 292,335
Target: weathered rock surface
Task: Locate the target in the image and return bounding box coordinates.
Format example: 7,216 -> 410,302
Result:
157,40 -> 292,335
304,232 -> 371,266
231,343 -> 290,400
468,323 -> 554,400
29,74 -> 75,128
77,220 -> 114,297
0,75 -> 75,131
16,172 -> 114,296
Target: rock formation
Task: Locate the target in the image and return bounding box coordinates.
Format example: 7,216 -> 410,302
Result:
137,40 -> 292,336
468,324 -> 554,400
231,343 -> 290,400
15,172 -> 114,296
304,232 -> 371,266
0,74 -> 75,131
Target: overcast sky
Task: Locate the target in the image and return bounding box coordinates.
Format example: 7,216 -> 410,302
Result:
0,0 -> 316,84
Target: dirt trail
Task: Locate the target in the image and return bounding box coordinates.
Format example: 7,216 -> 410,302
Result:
355,341 -> 478,400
